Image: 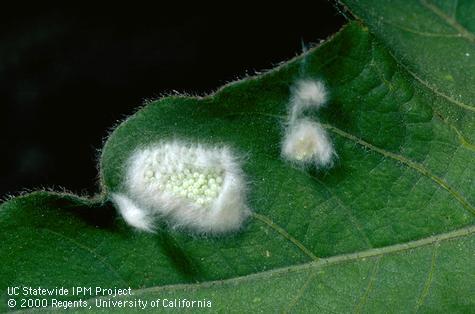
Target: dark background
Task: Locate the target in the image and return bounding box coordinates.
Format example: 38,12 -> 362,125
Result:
1,3 -> 346,198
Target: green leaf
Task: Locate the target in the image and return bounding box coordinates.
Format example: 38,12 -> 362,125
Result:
74,226 -> 475,313
341,0 -> 475,141
2,11 -> 474,312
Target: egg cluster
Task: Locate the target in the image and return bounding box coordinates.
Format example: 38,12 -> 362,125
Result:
116,141 -> 249,234
293,136 -> 318,161
144,166 -> 224,206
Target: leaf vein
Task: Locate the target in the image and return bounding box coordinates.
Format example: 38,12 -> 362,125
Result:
420,0 -> 475,43
432,108 -> 475,152
85,224 -> 475,297
42,228 -> 128,286
354,256 -> 381,314
383,20 -> 462,38
313,177 -> 373,248
414,242 -> 439,312
226,111 -> 474,215
282,271 -> 318,314
252,212 -> 319,261
321,123 -> 475,216
400,63 -> 475,113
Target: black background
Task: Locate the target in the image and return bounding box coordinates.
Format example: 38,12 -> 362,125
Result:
1,3 -> 346,198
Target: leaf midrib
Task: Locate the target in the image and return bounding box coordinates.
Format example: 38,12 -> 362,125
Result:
83,224 -> 475,297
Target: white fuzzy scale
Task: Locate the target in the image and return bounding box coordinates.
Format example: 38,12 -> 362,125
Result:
292,79 -> 327,107
289,79 -> 328,123
282,118 -> 334,167
113,141 -> 250,234
282,79 -> 336,168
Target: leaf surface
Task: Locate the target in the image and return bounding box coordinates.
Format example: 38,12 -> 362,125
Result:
2,9 -> 474,312
76,226 -> 475,313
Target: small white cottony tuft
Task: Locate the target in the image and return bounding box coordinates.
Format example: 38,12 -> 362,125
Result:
293,79 -> 327,105
282,78 -> 336,168
112,141 -> 250,234
282,119 -> 335,167
290,79 -> 328,122
111,193 -> 154,232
